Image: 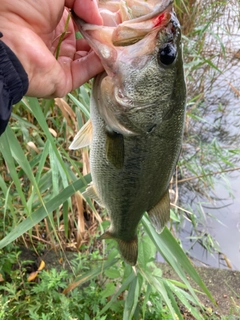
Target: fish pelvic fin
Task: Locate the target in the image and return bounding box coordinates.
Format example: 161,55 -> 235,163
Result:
82,183 -> 104,207
69,119 -> 92,150
148,189 -> 170,233
99,231 -> 138,266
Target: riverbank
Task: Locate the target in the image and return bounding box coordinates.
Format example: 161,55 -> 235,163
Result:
18,248 -> 240,318
158,262 -> 240,318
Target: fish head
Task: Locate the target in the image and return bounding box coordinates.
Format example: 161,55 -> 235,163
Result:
73,0 -> 185,135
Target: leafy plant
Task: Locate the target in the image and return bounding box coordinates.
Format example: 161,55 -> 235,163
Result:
0,235 -> 212,320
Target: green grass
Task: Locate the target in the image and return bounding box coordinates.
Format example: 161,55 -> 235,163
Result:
0,234 -> 213,320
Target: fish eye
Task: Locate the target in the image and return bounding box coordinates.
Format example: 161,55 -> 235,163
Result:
158,43 -> 177,66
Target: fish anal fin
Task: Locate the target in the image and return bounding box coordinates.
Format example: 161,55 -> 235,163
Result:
106,130 -> 124,169
99,231 -> 138,266
148,189 -> 170,233
69,119 -> 92,150
98,230 -> 113,240
82,183 -> 103,207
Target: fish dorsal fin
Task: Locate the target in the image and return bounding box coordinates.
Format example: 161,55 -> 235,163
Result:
82,183 -> 104,207
106,129 -> 124,169
69,119 -> 92,150
148,189 -> 170,233
99,231 -> 138,266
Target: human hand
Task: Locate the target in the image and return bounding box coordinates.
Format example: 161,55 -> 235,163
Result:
0,0 -> 104,98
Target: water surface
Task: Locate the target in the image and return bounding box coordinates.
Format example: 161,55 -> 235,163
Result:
176,1 -> 240,270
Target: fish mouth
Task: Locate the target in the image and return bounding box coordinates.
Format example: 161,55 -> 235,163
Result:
111,3 -> 174,46
72,1 -> 174,47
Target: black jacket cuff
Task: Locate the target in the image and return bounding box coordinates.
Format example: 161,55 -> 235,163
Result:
0,33 -> 29,135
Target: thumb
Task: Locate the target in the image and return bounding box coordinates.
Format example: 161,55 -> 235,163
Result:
65,0 -> 103,25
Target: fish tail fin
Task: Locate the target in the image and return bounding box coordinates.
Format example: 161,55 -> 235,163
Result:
99,231 -> 138,266
117,237 -> 138,266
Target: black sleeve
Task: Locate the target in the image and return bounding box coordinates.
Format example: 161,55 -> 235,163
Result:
0,32 -> 29,136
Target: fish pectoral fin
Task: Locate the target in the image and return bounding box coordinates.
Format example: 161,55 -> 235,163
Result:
99,231 -> 138,266
69,119 -> 92,150
82,183 -> 104,207
106,130 -> 124,169
148,189 -> 170,233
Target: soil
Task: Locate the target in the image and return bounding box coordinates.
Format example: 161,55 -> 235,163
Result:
19,248 -> 240,319
158,262 -> 240,319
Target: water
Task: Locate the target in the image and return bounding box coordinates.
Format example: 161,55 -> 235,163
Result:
173,2 -> 240,270
179,173 -> 240,270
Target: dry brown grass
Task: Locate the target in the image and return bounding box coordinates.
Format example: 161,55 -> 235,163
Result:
175,0 -> 200,35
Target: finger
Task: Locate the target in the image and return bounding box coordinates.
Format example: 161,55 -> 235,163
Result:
65,0 -> 103,25
76,38 -> 91,51
53,33 -> 91,61
71,51 -> 104,89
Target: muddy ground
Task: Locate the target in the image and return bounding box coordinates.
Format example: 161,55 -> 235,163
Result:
159,262 -> 240,318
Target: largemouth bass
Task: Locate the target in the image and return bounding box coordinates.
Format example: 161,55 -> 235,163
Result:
70,0 -> 186,265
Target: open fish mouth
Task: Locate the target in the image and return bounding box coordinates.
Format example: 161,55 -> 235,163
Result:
111,4 -> 174,46
72,0 -> 175,47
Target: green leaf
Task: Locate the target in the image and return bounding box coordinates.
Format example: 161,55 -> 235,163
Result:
104,268 -> 121,279
123,274 -> 140,320
84,313 -> 91,320
99,270 -> 136,316
164,279 -> 204,320
101,282 -> 116,299
161,280 -> 184,320
0,127 -> 29,212
139,266 -> 180,319
22,97 -> 69,178
63,258 -> 119,294
138,234 -> 156,267
68,93 -> 90,119
0,175 -> 14,215
142,216 -> 215,304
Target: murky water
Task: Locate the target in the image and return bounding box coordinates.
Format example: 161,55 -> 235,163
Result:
179,174 -> 240,270
175,2 -> 240,270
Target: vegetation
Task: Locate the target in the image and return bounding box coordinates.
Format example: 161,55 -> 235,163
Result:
172,0 -> 240,265
0,0 -> 240,319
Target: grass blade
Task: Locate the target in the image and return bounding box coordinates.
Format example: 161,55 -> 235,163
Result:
0,175 -> 91,249
0,128 -> 29,213
142,215 -> 215,304
63,258 -> 119,295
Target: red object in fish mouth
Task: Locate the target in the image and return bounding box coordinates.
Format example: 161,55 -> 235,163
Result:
153,12 -> 171,28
